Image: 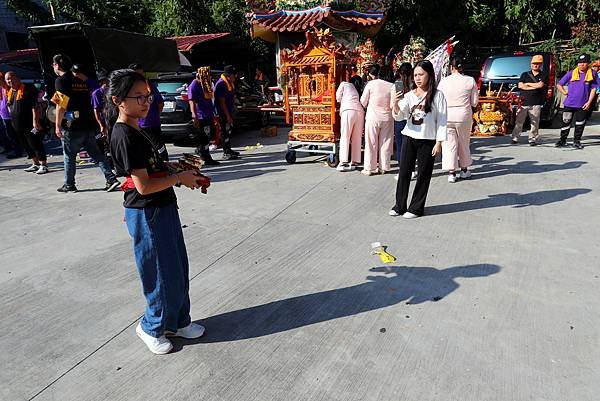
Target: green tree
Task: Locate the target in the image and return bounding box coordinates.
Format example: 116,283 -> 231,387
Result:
6,0 -> 53,25
147,0 -> 216,37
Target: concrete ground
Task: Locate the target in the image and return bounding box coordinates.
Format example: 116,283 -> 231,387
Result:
1,114 -> 599,401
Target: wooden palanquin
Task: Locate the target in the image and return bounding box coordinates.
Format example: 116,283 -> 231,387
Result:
281,30 -> 354,143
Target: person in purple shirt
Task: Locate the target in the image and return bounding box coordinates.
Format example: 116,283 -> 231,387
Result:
130,63 -> 168,160
91,71 -> 112,165
214,65 -> 240,159
556,53 -> 600,149
188,66 -> 219,165
0,73 -> 23,158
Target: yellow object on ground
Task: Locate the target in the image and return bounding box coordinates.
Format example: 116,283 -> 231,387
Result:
371,242 -> 396,264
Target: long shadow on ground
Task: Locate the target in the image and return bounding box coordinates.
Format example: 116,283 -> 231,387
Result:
426,188 -> 591,216
173,263 -> 500,349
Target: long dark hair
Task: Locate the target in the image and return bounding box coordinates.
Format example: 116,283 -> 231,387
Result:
395,62 -> 413,94
414,60 -> 436,113
104,69 -> 147,127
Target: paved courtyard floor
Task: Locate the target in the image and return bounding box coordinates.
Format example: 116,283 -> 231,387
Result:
2,115 -> 599,401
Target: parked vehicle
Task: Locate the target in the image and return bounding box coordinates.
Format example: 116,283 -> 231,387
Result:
153,71 -> 269,144
477,51 -> 561,123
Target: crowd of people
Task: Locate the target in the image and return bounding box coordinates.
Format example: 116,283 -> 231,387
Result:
0,51 -> 598,355
335,53 -> 599,219
0,56 -> 245,193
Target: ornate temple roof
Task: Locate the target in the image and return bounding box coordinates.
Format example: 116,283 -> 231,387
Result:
248,6 -> 385,41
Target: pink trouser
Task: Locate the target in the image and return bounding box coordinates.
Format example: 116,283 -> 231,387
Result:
442,121 -> 473,171
339,110 -> 365,164
364,118 -> 394,172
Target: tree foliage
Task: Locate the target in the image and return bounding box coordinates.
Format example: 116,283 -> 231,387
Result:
5,0 -> 599,61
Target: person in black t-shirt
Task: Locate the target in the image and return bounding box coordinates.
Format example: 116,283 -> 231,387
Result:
107,69 -> 208,354
50,53 -> 120,193
4,71 -> 48,174
511,54 -> 547,146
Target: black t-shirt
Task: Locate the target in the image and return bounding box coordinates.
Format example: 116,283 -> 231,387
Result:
110,122 -> 176,209
7,83 -> 37,133
54,73 -> 96,129
519,70 -> 547,106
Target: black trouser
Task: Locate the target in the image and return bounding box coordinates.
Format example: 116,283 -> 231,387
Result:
2,119 -> 22,155
194,118 -> 214,157
20,129 -> 47,162
395,135 -> 436,216
560,107 -> 587,142
141,125 -> 168,161
218,115 -> 233,153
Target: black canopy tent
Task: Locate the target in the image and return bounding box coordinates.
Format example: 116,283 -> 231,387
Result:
28,23 -> 180,93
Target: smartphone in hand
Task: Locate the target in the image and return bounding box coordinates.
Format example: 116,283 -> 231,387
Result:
394,80 -> 404,94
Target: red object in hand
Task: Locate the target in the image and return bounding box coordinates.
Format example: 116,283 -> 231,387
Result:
196,173 -> 211,194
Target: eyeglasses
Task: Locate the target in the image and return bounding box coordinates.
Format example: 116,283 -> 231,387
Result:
124,94 -> 154,105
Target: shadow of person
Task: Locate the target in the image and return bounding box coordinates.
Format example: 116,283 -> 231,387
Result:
173,264 -> 500,349
471,160 -> 587,180
427,188 -> 590,216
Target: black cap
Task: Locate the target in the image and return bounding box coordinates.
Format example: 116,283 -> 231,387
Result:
224,65 -> 237,75
71,64 -> 83,73
578,54 -> 591,63
129,63 -> 143,71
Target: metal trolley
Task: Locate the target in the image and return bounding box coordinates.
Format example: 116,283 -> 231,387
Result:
285,141 -> 339,167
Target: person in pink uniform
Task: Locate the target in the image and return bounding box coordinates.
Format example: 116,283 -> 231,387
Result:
437,56 -> 478,183
360,64 -> 394,175
335,72 -> 365,171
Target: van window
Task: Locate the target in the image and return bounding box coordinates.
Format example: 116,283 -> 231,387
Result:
487,56 -> 544,79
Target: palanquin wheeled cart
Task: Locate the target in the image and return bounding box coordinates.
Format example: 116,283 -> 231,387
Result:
281,29 -> 354,166
246,1 -> 387,166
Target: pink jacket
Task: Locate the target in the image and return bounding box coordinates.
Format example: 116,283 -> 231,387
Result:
437,73 -> 478,123
360,79 -> 394,121
336,82 -> 364,114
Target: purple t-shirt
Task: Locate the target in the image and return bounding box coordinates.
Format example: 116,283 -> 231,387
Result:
214,77 -> 235,117
0,88 -> 10,120
188,79 -> 214,120
559,69 -> 600,108
91,86 -> 105,110
139,82 -> 164,129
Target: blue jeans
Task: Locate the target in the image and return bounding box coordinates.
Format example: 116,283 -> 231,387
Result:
61,127 -> 116,186
125,203 -> 191,337
394,120 -> 407,163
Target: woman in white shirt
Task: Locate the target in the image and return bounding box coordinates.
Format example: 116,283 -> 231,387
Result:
390,60 -> 447,219
335,73 -> 365,171
360,64 -> 394,175
437,56 -> 478,182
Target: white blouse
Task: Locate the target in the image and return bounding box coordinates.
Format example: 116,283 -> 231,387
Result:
392,90 -> 448,141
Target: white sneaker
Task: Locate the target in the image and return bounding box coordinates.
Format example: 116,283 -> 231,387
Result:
411,171 -> 418,180
361,169 -> 374,176
24,164 -> 40,172
209,144 -> 218,151
389,209 -> 400,216
166,322 -> 205,339
336,163 -> 355,172
136,322 -> 173,355
459,170 -> 472,179
403,212 -> 419,219
36,165 -> 49,175
448,174 -> 457,183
